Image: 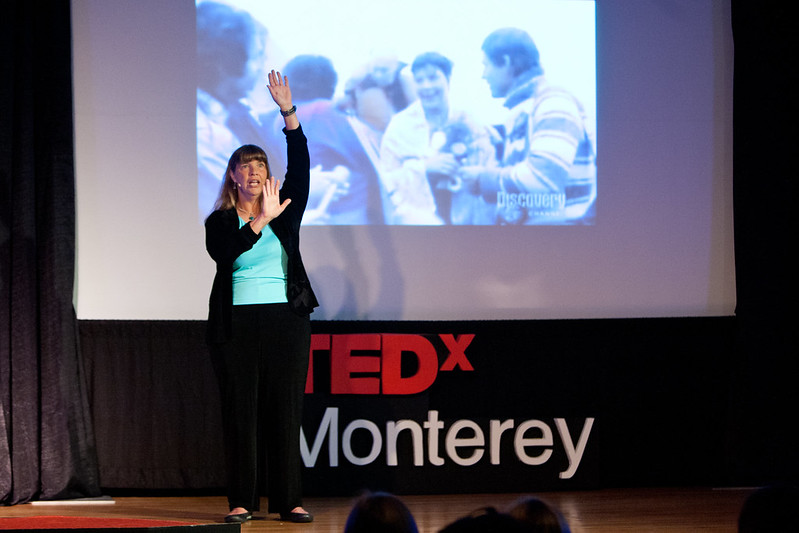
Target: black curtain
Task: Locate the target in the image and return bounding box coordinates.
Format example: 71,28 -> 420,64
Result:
1,1 -> 101,504
726,2 -> 798,484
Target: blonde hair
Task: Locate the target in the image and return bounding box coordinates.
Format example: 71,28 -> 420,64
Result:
212,144 -> 271,211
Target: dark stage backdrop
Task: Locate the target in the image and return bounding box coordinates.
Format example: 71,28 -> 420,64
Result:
80,317 -> 737,494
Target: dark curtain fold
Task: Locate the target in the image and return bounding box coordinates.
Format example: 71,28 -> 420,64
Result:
726,2 -> 799,484
79,320 -> 226,490
1,0 -> 101,504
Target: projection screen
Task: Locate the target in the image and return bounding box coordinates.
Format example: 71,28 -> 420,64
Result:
72,0 -> 735,321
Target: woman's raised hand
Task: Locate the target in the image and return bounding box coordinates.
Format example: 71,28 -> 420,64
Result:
267,70 -> 292,110
267,69 -> 299,130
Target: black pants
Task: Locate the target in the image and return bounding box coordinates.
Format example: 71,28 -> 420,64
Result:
211,303 -> 311,513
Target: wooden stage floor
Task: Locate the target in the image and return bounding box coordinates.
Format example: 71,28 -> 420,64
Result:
4,487 -> 753,532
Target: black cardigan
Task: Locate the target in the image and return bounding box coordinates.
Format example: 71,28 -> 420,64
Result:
205,125 -> 318,344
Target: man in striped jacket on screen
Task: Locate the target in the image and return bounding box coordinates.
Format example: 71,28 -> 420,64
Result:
460,27 -> 597,225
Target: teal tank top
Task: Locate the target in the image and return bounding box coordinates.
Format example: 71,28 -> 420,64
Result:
232,217 -> 289,305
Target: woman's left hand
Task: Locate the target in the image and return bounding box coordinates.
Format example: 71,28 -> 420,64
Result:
250,177 -> 291,234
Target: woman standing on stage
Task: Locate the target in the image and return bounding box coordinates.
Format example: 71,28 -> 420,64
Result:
204,69 -> 318,524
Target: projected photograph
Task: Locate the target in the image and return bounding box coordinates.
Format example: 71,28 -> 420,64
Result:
196,0 -> 596,226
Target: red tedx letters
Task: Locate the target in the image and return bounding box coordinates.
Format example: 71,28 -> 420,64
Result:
306,334 -> 475,394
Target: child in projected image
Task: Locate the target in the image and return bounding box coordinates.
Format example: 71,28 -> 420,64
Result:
260,55 -> 385,225
340,55 -> 416,135
379,52 -> 498,225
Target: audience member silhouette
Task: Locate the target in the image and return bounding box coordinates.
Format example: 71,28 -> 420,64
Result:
507,496 -> 571,533
438,507 -> 525,533
344,491 -> 419,533
738,484 -> 799,533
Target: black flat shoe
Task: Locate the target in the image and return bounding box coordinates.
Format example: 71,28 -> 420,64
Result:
224,511 -> 252,523
280,511 -> 313,523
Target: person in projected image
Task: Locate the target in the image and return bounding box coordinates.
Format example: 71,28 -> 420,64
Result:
196,1 -> 269,219
205,70 -> 318,524
379,52 -> 499,225
459,28 -> 597,225
260,55 -> 383,224
335,56 -> 416,221
339,55 -> 415,137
